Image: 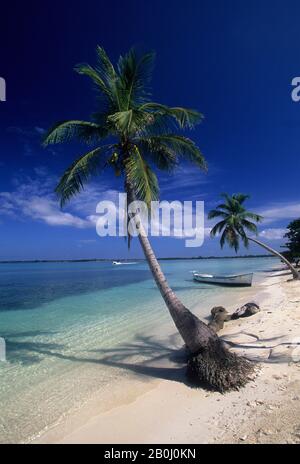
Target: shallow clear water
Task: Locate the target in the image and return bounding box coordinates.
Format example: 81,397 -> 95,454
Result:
0,257 -> 277,443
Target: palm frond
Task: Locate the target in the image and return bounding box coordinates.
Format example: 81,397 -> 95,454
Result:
207,209 -> 228,220
95,46 -> 125,112
118,49 -> 155,109
243,212 -> 263,223
236,225 -> 249,248
55,145 -> 112,206
221,227 -> 240,251
232,193 -> 250,204
210,220 -> 227,237
125,146 -> 159,208
137,135 -> 206,170
214,203 -> 231,212
43,120 -> 105,146
137,138 -> 178,172
108,110 -> 133,133
241,219 -> 258,234
108,109 -> 153,134
74,63 -> 115,103
95,46 -> 116,83
140,103 -> 203,129
167,107 -> 203,128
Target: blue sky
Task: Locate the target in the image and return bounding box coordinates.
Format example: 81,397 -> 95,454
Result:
0,0 -> 300,260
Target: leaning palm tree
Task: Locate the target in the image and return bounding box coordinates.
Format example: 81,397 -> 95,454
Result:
208,193 -> 300,280
43,46 -> 254,391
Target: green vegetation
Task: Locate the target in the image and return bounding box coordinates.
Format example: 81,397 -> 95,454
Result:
284,219 -> 300,265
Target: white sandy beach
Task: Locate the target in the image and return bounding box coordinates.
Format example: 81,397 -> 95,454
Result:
33,271 -> 300,444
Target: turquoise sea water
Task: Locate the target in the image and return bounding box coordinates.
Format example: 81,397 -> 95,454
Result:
0,257 -> 277,443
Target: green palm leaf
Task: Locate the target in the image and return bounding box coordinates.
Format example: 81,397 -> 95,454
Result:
138,135 -> 206,170
141,103 -> 203,129
108,109 -> 153,134
55,146 -> 112,206
43,120 -> 105,145
210,220 -> 227,237
74,64 -> 115,104
232,193 -> 250,204
108,110 -> 133,133
117,49 -> 155,109
243,212 -> 263,223
95,46 -> 117,83
208,209 -> 227,220
125,146 -> 159,208
240,219 -> 258,234
137,139 -> 178,172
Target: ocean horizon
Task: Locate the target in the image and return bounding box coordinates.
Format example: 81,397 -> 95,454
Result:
0,254 -> 274,264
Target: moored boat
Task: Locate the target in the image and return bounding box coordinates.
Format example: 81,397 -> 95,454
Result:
193,272 -> 253,286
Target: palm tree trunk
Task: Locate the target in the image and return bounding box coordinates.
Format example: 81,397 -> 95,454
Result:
136,215 -> 217,353
248,237 -> 300,280
125,180 -> 254,391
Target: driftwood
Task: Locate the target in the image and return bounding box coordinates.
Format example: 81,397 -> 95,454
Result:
231,302 -> 260,320
208,302 -> 260,333
208,307 -> 231,332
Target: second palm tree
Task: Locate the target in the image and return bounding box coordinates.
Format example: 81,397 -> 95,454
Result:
208,193 -> 300,280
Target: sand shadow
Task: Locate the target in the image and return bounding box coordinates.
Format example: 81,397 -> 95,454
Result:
221,331 -> 300,364
86,334 -> 191,384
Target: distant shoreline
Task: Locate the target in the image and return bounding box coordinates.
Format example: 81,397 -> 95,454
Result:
0,255 -> 274,264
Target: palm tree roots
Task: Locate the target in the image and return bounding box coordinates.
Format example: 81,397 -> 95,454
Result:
186,338 -> 255,393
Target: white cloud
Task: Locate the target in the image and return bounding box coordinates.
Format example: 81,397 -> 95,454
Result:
258,202 -> 300,224
70,185 -> 119,216
258,228 -> 287,240
0,170 -> 119,229
23,197 -> 92,228
0,190 -> 94,228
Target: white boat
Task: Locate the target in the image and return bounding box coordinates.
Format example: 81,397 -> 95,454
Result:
193,272 -> 253,287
